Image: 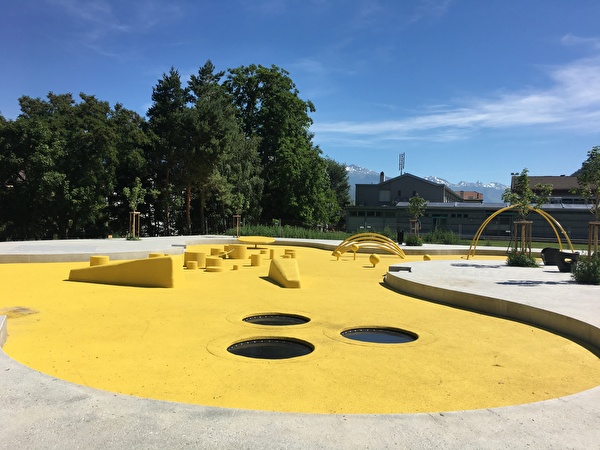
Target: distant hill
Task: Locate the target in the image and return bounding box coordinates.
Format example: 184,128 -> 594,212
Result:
345,165 -> 508,203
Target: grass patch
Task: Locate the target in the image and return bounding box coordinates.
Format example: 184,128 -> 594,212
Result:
226,225 -> 351,241
423,229 -> 461,245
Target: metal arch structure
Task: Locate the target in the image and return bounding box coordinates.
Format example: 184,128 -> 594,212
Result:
332,233 -> 406,259
466,205 -> 575,259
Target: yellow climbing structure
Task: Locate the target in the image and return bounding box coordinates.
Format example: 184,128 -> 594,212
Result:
332,233 -> 405,259
466,205 -> 575,259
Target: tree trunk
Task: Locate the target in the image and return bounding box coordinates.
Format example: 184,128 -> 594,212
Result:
163,168 -> 170,236
185,183 -> 192,235
199,188 -> 206,235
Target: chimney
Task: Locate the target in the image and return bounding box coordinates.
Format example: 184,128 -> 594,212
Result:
380,171 -> 385,183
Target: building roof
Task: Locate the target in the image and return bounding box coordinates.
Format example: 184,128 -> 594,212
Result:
357,172 -> 467,199
522,175 -> 579,191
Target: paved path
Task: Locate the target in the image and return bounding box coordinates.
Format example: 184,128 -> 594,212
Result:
1,237 -> 599,449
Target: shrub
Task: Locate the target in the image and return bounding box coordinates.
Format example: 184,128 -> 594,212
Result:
405,234 -> 423,246
423,229 -> 460,245
378,226 -> 396,240
506,249 -> 538,267
571,254 -> 600,285
226,225 -> 351,241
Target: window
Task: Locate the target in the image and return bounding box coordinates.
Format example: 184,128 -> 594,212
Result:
379,190 -> 390,202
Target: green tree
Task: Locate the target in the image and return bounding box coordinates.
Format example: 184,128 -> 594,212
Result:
207,133 -> 263,229
574,146 -> 600,220
325,157 -> 351,226
574,146 -> 600,257
502,168 -> 552,219
0,117 -> 61,239
147,68 -> 190,235
1,93 -> 118,239
225,64 -> 331,225
407,193 -> 428,237
407,194 -> 428,221
108,104 -> 151,236
123,177 -> 146,211
65,93 -> 119,238
183,60 -> 247,234
502,168 -> 552,259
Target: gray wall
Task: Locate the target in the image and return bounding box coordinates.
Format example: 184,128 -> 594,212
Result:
346,203 -> 594,242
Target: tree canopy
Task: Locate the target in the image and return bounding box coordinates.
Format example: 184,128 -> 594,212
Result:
575,146 -> 600,220
502,168 -> 552,219
225,64 -> 335,226
0,60 -> 350,240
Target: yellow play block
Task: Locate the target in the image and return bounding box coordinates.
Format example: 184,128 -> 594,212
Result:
227,244 -> 248,260
68,256 -> 181,288
268,258 -> 301,288
184,251 -> 206,269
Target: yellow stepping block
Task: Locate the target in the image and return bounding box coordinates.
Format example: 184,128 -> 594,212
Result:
68,255 -> 181,288
268,258 -> 301,288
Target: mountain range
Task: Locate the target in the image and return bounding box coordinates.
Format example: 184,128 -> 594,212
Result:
345,164 -> 508,203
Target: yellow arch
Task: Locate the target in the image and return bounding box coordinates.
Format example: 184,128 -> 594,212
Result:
333,232 -> 406,259
467,206 -> 575,259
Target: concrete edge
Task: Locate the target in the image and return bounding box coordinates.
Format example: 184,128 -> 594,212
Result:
0,249 -> 186,264
384,271 -> 600,353
0,315 -> 6,348
2,239 -> 600,448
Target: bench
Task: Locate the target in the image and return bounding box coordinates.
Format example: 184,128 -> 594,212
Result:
540,247 -> 560,266
557,251 -> 579,273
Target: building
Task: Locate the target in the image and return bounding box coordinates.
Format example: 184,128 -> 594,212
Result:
458,191 -> 484,203
346,172 -> 594,242
355,172 -> 471,206
520,175 -> 583,204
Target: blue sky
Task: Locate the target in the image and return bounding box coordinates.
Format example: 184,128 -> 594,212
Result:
2,0 -> 600,185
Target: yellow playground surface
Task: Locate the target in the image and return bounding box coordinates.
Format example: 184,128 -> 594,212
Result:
2,244 -> 600,414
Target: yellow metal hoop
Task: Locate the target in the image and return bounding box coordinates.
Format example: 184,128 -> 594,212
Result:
467,205 -> 574,259
332,233 -> 406,259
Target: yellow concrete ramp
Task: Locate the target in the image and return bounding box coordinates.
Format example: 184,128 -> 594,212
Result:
68,256 -> 181,288
268,258 -> 301,288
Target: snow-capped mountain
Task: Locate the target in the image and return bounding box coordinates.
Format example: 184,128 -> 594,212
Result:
424,176 -> 508,203
345,165 -> 508,203
346,164 -> 382,182
346,165 -> 384,201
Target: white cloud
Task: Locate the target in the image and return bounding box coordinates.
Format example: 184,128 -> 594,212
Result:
561,34 -> 600,51
312,55 -> 600,144
47,0 -> 184,55
410,0 -> 452,23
